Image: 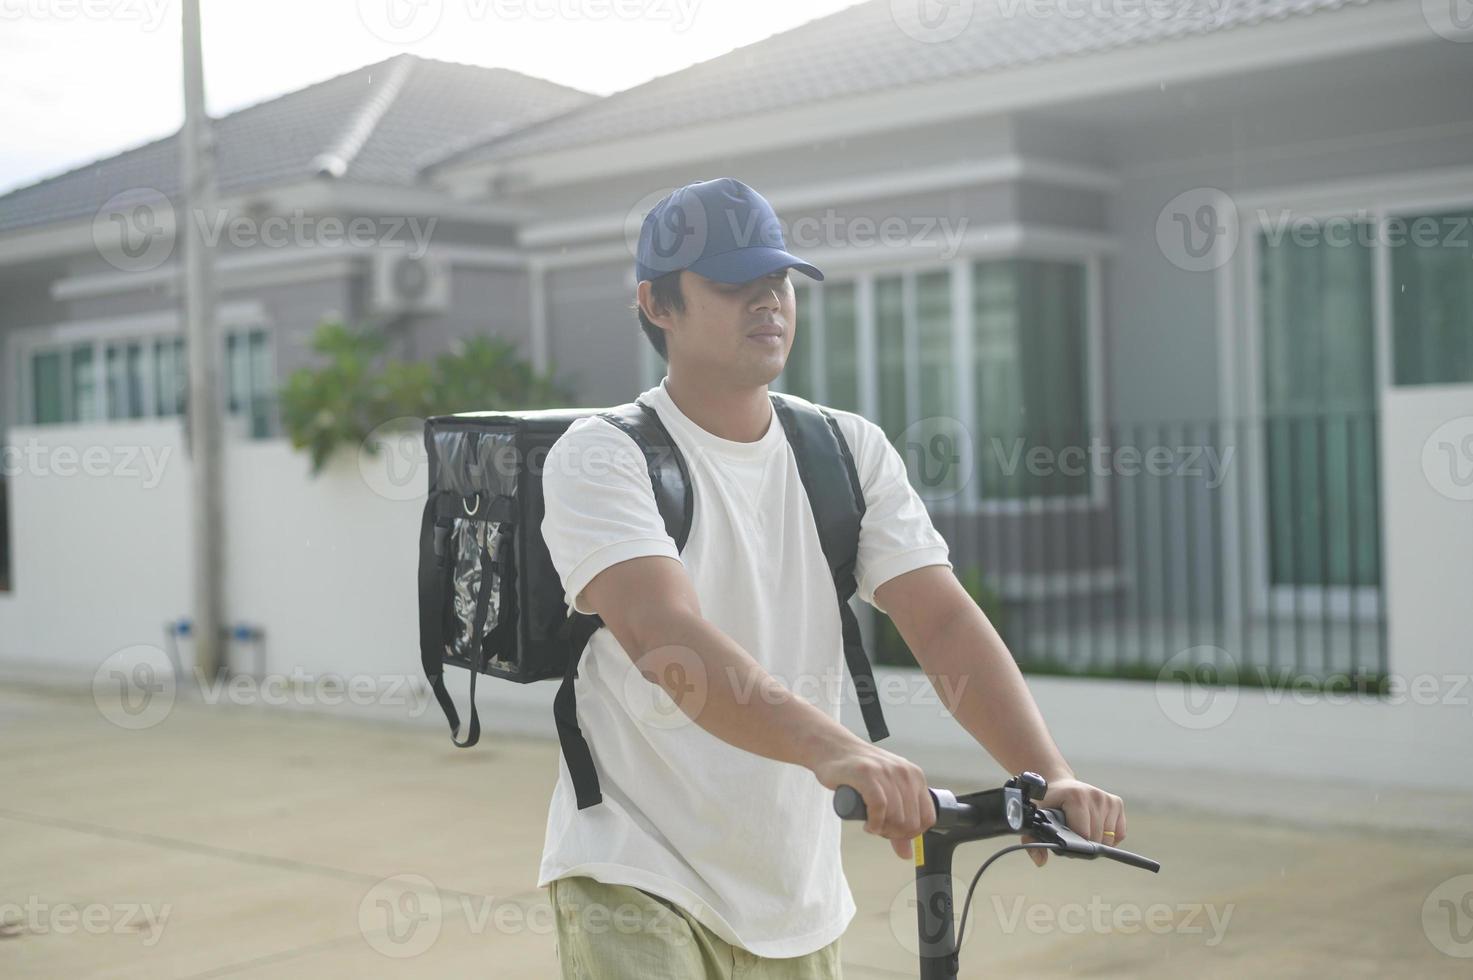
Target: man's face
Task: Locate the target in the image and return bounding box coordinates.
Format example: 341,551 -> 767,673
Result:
655,267 -> 797,387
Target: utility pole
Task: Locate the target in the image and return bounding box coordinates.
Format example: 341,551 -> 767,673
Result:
181,0 -> 225,684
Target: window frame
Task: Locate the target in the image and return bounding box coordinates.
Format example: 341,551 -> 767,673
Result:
780,248 -> 1106,516
1225,179 -> 1473,623
7,305 -> 274,433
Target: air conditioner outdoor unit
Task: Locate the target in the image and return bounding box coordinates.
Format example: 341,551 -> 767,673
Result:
370,251 -> 450,317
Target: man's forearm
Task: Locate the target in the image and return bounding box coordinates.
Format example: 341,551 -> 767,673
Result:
914,601 -> 1074,781
630,611 -> 859,773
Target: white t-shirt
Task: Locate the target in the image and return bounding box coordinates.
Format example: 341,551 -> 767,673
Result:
536,377 -> 952,958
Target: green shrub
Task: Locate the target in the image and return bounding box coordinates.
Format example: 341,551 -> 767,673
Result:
280,319 -> 567,474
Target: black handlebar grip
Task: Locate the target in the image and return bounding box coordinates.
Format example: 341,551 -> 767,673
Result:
833,785 -> 867,821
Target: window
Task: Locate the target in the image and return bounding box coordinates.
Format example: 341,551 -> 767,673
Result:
106,340 -> 147,419
974,259 -> 1088,499
31,351 -> 64,424
823,282 -> 860,414
226,328 -> 276,438
26,343 -> 101,424
779,257 -> 1093,505
779,285 -> 818,401
22,328 -> 275,436
1258,227 -> 1379,588
70,344 -> 99,422
155,337 -> 185,417
1391,208 -> 1473,385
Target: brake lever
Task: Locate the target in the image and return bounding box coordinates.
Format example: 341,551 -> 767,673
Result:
1028,806 -> 1162,873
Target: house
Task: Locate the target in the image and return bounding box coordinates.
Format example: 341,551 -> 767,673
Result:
2,0 -> 1469,793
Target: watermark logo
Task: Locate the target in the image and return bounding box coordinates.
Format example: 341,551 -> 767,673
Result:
990,0 -> 1228,23
625,187 -> 971,274
625,186 -> 711,277
896,416 -> 975,503
1422,0 -> 1473,43
987,894 -> 1234,945
1,439 -> 173,488
359,417 -> 429,502
1423,874 -> 1473,957
891,0 -> 975,43
1422,415 -> 1473,502
91,646 -> 433,731
888,874 -> 976,957
357,0 -> 444,43
359,874 -> 443,958
359,0 -> 698,42
620,645 -> 709,731
1156,187 -> 1239,273
1257,210 -> 1472,251
986,434 -> 1235,488
0,898 -> 172,947
93,187 -> 175,273
1154,646 -> 1239,730
93,189 -> 438,272
93,645 -> 177,731
782,210 -> 970,258
0,0 -> 172,31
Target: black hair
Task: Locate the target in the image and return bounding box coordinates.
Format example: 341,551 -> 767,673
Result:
630,270 -> 684,362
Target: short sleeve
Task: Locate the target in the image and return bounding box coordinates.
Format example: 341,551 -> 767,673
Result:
539,416 -> 681,616
831,411 -> 953,614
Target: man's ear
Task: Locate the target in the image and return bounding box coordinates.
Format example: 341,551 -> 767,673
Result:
637,280 -> 665,325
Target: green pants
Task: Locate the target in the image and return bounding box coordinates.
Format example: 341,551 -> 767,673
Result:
548,875 -> 843,979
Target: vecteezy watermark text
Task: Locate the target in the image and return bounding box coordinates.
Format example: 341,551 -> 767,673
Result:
989,436 -> 1236,488
92,645 -> 433,731
1,439 -> 172,489
356,0 -> 701,45
93,188 -> 438,273
0,897 -> 171,947
0,0 -> 171,30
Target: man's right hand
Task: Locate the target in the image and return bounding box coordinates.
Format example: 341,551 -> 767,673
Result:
810,739 -> 937,860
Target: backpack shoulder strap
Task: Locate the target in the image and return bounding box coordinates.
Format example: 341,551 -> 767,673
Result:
597,398 -> 694,550
554,397 -> 694,810
770,393 -> 889,742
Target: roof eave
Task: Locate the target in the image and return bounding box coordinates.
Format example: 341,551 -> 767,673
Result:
429,0 -> 1434,197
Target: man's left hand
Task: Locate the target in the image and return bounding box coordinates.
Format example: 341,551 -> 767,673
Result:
1021,776 -> 1126,868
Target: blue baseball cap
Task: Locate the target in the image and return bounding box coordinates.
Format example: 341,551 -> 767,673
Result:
635,177 -> 825,285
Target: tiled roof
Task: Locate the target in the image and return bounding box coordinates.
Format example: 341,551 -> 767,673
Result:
0,55 -> 593,234
431,0 -> 1383,170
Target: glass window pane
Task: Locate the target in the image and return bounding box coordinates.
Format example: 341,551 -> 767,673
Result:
155,338 -> 184,417
779,286 -> 816,400
916,270 -> 953,421
823,282 -> 859,413
70,344 -> 98,422
973,259 -> 1087,499
974,263 -> 1021,498
875,275 -> 906,439
1392,209 -> 1473,385
1019,261 -> 1087,497
248,330 -> 273,437
31,351 -> 65,424
226,332 -> 245,413
128,342 -> 146,418
915,269 -> 958,497
1258,229 -> 1377,586
107,341 -> 145,420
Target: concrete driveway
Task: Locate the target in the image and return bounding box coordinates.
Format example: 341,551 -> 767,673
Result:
3,680 -> 1470,978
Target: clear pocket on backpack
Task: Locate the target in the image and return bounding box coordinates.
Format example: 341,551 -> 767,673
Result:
443,496 -> 514,671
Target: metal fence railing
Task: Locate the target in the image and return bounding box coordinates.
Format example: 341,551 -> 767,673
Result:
874,410 -> 1388,689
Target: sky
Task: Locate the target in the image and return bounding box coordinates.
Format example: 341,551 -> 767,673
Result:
0,0 -> 866,196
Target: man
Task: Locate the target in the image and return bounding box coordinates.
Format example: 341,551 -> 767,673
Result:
537,177 -> 1126,978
